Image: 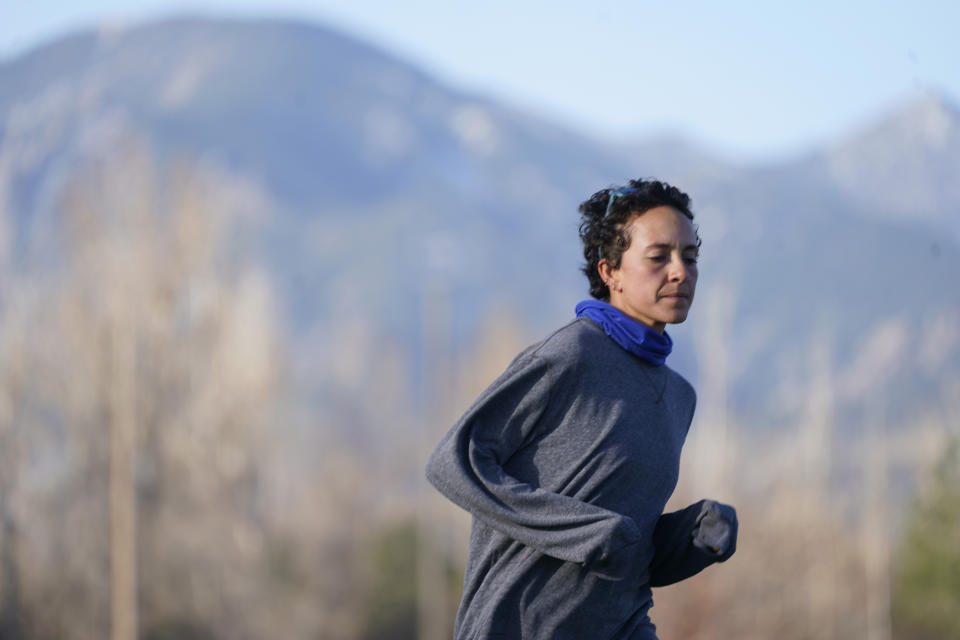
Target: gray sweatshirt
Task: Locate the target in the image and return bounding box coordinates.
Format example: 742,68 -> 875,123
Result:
426,317 -> 732,639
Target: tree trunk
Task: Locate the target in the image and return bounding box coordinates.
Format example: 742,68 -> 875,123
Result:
110,321 -> 137,640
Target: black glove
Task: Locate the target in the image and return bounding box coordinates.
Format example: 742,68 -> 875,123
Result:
692,499 -> 737,561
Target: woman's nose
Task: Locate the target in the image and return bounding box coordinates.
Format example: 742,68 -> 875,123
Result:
668,255 -> 688,282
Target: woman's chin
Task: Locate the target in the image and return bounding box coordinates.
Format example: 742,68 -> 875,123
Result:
664,310 -> 690,325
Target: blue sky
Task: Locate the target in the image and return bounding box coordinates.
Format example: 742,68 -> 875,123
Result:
3,0 -> 958,161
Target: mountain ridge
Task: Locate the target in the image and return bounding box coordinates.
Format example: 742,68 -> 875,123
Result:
1,15 -> 957,436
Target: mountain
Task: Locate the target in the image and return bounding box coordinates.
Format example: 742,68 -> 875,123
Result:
1,16 -> 958,437
0,17 -> 627,332
800,92 -> 960,238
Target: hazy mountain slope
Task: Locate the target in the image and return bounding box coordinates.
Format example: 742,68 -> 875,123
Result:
816,93 -> 960,238
1,16 -> 957,433
0,17 -> 628,329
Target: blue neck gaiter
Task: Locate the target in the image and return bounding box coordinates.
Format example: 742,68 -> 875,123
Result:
575,299 -> 673,366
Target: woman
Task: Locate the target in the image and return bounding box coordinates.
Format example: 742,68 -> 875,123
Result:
426,179 -> 738,640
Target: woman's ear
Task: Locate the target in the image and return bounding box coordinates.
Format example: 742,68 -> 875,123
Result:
597,258 -> 611,280
597,258 -> 615,290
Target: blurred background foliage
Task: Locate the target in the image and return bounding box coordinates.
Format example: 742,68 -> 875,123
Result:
892,440 -> 960,640
0,13 -> 957,640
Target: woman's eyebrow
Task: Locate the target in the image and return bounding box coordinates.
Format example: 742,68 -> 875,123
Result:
645,242 -> 699,251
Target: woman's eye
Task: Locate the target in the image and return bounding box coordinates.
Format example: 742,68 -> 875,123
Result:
648,255 -> 667,263
684,256 -> 699,265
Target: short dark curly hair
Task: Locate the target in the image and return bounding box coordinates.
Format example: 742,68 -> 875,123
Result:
579,178 -> 699,300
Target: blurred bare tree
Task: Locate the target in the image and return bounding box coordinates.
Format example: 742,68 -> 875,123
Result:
0,142 -> 282,639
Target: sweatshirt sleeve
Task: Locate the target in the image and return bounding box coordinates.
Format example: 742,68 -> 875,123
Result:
648,499 -> 738,587
425,352 -> 643,581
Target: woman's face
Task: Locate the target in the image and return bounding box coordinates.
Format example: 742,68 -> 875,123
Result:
600,206 -> 699,333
